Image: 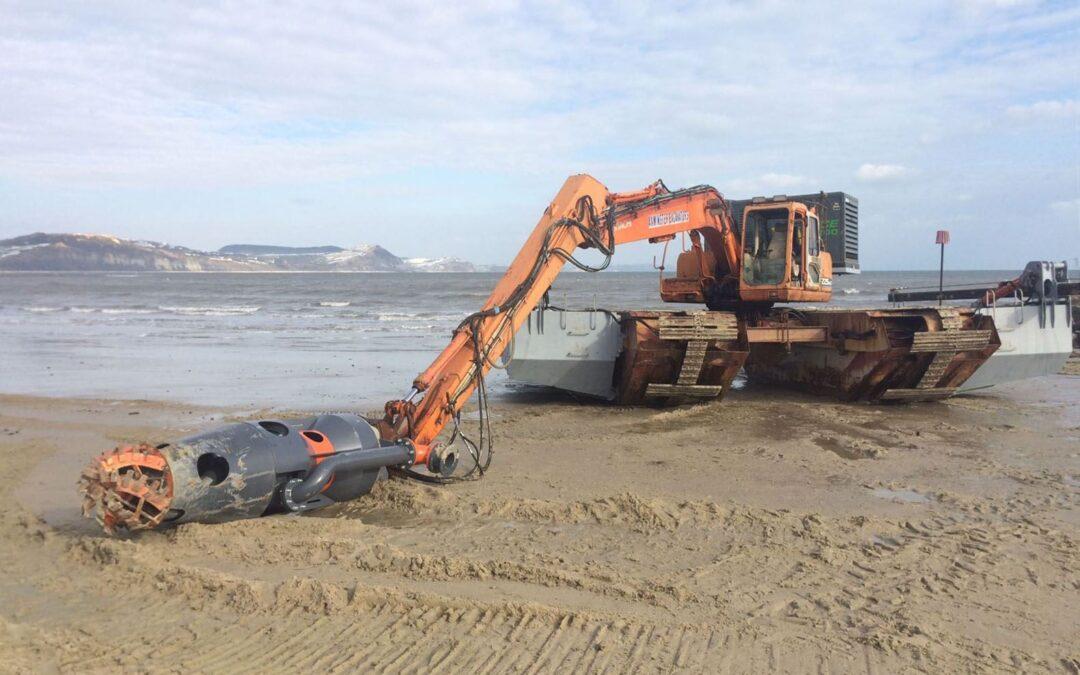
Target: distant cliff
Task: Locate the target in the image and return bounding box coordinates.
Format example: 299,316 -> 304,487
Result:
217,244 -> 344,256
0,233 -> 251,271
0,234 -> 475,272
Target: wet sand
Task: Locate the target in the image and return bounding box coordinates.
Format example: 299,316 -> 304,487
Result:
0,376 -> 1077,673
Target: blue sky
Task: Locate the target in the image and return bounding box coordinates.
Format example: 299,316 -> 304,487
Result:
1,0 -> 1077,269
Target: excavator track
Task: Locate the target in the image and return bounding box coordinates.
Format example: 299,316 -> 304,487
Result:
746,307 -> 1000,402
879,308 -> 994,400
645,312 -> 739,399
615,310 -> 747,404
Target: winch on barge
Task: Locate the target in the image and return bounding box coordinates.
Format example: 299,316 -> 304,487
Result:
80,174 -> 1010,534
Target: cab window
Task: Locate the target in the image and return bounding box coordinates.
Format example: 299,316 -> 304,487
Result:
791,213 -> 804,283
742,207 -> 788,286
808,215 -> 820,256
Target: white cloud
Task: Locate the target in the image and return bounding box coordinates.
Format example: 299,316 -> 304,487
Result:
1050,198 -> 1080,216
759,173 -> 810,190
961,0 -> 1039,9
0,0 -> 1077,267
0,1 -> 1073,190
727,173 -> 812,194
1006,99 -> 1078,120
855,164 -> 911,182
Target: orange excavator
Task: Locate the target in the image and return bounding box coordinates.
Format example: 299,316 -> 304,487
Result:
377,175 -> 833,475
80,174 -> 991,533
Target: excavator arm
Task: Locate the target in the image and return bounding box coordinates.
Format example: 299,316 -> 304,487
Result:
376,174 -> 612,468
377,176 -> 742,473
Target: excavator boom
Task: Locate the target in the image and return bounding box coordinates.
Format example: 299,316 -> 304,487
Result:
377,174 -> 612,463
378,177 -> 747,466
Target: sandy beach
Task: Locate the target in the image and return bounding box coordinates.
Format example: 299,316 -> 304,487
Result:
0,374 -> 1077,673
4,0 -> 1078,671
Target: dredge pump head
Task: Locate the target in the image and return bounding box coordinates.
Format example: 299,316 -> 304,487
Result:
78,413 -> 414,535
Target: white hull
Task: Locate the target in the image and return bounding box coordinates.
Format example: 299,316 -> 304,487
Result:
961,302 -> 1072,391
507,309 -> 621,400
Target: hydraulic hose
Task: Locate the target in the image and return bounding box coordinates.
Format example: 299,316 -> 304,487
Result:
282,444 -> 412,511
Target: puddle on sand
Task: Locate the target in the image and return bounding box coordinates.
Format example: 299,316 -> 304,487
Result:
871,487 -> 933,504
814,435 -> 882,460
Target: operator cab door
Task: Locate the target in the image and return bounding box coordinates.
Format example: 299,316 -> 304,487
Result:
791,206 -> 836,292
791,207 -> 832,298
804,211 -> 820,289
791,209 -> 806,288
803,210 -> 832,292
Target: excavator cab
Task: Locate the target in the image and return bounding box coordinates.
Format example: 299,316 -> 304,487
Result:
738,199 -> 832,304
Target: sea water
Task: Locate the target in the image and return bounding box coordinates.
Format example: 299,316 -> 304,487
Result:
0,270 -> 1017,409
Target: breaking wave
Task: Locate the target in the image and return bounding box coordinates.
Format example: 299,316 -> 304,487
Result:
101,308 -> 157,314
22,306 -> 67,313
377,311 -> 462,322
23,304 -> 259,316
158,305 -> 262,316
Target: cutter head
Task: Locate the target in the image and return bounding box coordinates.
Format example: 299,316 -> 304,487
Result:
78,444 -> 173,534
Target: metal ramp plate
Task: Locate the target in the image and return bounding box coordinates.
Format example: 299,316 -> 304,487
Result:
645,383 -> 724,398
657,312 -> 738,341
937,307 -> 964,331
917,351 -> 956,388
881,387 -> 958,401
910,330 -> 993,353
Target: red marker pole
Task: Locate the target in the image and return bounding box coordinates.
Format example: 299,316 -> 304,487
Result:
935,230 -> 950,306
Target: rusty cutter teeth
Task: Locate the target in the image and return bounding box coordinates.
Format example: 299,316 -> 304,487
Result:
77,444 -> 173,534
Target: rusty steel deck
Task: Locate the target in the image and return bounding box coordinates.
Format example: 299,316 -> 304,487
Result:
509,306 -> 1000,405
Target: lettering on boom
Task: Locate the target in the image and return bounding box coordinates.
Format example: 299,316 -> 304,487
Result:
648,211 -> 690,229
